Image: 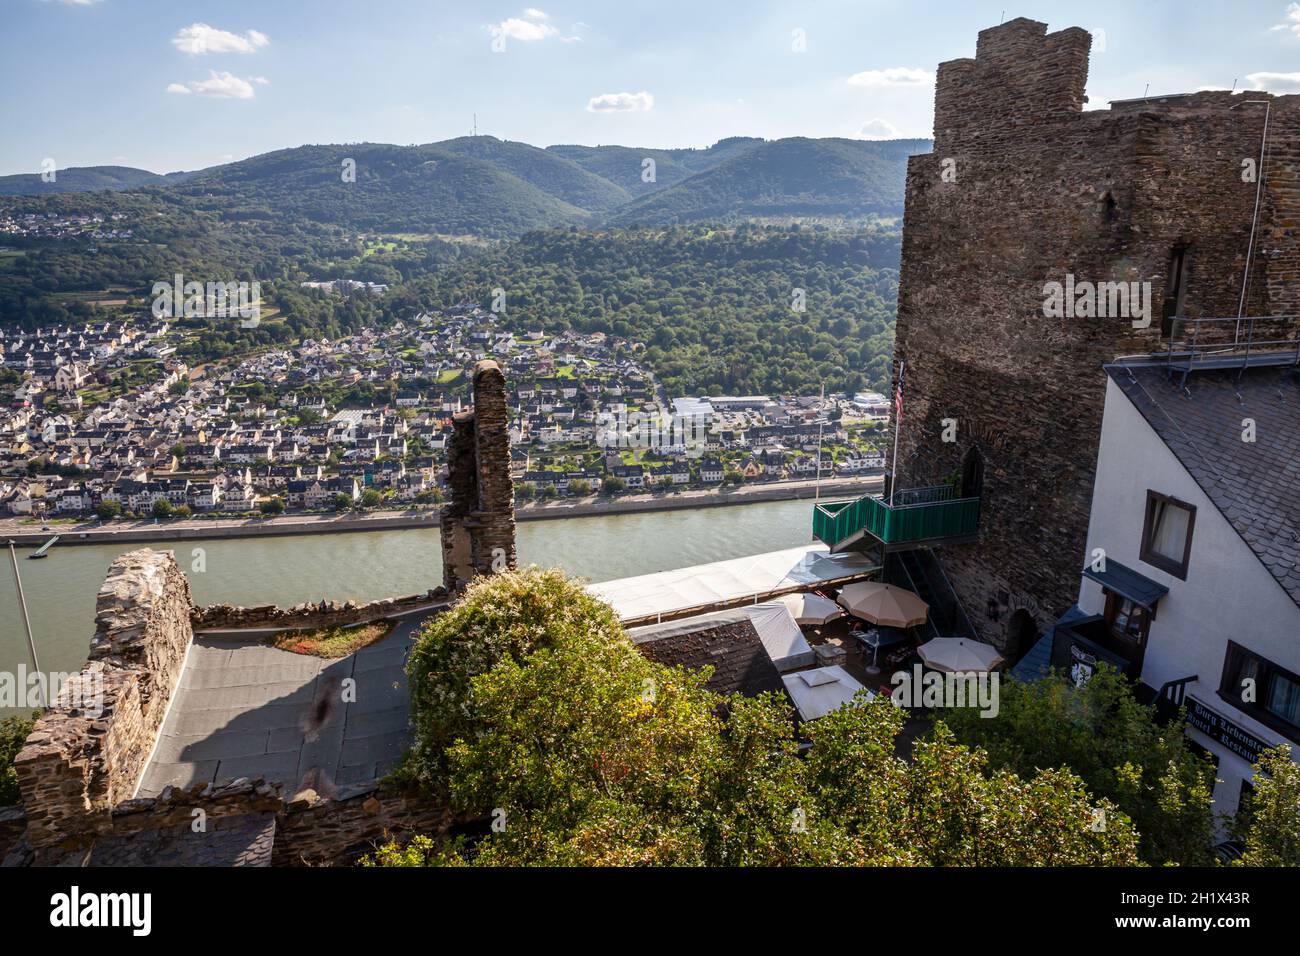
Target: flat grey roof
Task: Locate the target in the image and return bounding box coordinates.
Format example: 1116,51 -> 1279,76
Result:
136,615 -> 427,799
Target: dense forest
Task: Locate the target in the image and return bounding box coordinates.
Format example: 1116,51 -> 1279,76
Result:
394,225 -> 900,396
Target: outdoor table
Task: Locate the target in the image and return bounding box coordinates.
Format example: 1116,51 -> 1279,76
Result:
853,626 -> 912,673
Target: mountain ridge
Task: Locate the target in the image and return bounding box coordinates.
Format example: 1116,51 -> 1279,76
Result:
0,136 -> 932,235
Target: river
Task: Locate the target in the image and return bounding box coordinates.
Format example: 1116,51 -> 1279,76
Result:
1,498 -> 816,712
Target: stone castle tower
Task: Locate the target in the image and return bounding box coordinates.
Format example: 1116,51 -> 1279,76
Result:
441,359 -> 517,590
891,18 -> 1299,655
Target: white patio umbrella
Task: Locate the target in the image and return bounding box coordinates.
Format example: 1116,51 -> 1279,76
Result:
917,637 -> 1003,673
836,581 -> 928,628
775,592 -> 845,625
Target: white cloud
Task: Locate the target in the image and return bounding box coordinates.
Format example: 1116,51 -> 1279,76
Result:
172,23 -> 271,56
166,71 -> 258,99
42,0 -> 103,5
1247,70 -> 1300,92
497,17 -> 557,42
847,67 -> 932,88
1270,3 -> 1300,37
489,8 -> 585,43
856,118 -> 901,140
587,91 -> 654,113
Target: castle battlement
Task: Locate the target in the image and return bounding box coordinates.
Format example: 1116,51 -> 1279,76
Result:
934,18 -> 1091,152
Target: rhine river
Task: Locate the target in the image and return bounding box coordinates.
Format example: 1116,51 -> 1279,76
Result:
1,499 -> 814,710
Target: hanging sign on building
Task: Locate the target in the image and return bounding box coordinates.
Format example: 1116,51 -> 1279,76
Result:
1186,696 -> 1271,765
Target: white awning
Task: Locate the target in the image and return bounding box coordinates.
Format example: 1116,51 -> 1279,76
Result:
781,665 -> 873,721
588,544 -> 879,622
740,602 -> 816,672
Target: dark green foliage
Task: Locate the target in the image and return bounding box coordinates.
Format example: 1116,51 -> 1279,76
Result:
402,225 -> 900,394
607,138 -> 928,226
944,667 -> 1218,866
404,567 -> 625,796
437,137 -> 630,213
0,712 -> 38,806
0,165 -> 185,196
1233,745 -> 1300,866
388,571 -> 1141,867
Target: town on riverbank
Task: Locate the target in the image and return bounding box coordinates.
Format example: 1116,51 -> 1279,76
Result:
0,474 -> 882,547
2,306 -> 889,525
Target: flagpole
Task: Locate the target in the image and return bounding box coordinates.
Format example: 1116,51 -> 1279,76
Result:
814,382 -> 824,505
889,361 -> 904,507
9,540 -> 44,707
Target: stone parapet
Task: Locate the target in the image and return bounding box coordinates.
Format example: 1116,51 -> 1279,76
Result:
190,589 -> 447,632
14,549 -> 194,848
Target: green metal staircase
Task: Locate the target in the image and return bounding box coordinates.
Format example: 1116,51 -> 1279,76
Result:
813,484 -> 981,553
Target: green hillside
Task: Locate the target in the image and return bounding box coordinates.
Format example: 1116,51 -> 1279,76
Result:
607,138 -> 929,226
0,165 -> 171,196
434,136 -> 630,213
171,143 -> 593,238
402,225 -> 901,395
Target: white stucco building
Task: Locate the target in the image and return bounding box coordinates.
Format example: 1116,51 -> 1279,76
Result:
1050,359 -> 1299,827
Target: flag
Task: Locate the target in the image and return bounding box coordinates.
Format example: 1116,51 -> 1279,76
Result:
893,362 -> 905,424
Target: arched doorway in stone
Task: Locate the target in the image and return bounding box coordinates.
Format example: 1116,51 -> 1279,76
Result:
1005,608 -> 1039,665
960,445 -> 984,499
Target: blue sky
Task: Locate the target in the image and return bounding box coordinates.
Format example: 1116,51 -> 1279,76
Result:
2,0 -> 1298,175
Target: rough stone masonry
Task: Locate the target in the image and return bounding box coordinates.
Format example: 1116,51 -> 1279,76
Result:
14,549 -> 194,848
441,358 -> 518,590
891,18 -> 1299,655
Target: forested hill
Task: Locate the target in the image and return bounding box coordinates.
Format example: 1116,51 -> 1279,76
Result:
0,136 -> 932,232
392,225 -> 900,396
0,165 -> 198,196
606,138 -> 927,226
167,143 -> 594,239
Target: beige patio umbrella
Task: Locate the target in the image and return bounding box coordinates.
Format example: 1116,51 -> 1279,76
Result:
836,581 -> 928,628
776,592 -> 845,625
917,637 -> 1003,673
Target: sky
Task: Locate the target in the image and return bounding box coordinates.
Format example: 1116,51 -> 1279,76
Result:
1,0 -> 1298,176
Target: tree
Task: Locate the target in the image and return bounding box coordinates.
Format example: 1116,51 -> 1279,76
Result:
333,492 -> 354,511
152,498 -> 174,518
361,488 -> 382,508
260,497 -> 285,515
602,475 -> 625,495
381,571 -> 1141,867
95,500 -> 121,521
1234,744 -> 1300,866
943,667 -> 1216,866
404,567 -> 625,795
1,712 -> 39,806
567,479 -> 591,496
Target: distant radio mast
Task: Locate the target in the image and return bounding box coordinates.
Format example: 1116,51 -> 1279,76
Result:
473,113 -> 477,137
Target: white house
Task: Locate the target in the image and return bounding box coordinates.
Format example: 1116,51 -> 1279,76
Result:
1056,359 -> 1300,828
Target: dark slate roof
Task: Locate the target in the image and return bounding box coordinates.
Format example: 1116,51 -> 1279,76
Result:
628,611 -> 787,698
1106,363 -> 1300,609
1011,605 -> 1092,683
80,812 -> 278,867
1081,557 -> 1169,609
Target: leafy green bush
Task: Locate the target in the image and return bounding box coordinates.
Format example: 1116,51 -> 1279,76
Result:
1234,745 -> 1300,866
384,570 -> 1141,867
944,667 -> 1216,866
404,567 -> 624,795
0,712 -> 38,806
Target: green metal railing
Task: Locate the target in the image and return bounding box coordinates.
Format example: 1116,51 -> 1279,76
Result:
813,484 -> 981,549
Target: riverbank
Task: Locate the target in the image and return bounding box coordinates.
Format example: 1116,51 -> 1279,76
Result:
0,476 -> 881,548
